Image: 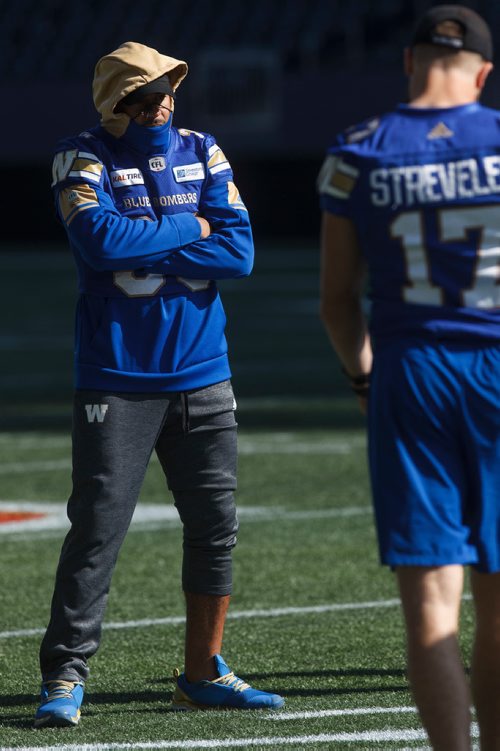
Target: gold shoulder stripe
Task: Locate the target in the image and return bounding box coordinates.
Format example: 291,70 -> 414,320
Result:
318,156 -> 359,199
208,149 -> 228,169
71,158 -> 104,177
227,181 -> 247,211
329,170 -> 356,195
59,184 -> 99,225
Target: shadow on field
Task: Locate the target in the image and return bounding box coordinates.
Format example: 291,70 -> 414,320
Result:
243,667 -> 407,680
0,667 -> 410,729
239,667 -> 409,697
152,667 -> 410,698
0,694 -> 36,729
0,688 -> 175,729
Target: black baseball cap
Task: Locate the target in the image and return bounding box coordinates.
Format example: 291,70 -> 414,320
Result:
121,74 -> 175,105
411,5 -> 493,61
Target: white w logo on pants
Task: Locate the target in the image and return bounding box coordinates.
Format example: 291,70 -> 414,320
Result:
85,404 -> 109,423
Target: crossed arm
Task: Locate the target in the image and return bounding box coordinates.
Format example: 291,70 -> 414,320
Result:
58,178 -> 253,279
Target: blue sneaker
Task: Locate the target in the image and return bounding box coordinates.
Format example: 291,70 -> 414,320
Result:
34,680 -> 84,728
171,654 -> 284,710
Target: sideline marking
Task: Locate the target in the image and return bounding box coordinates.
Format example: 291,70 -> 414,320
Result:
0,510 -> 45,523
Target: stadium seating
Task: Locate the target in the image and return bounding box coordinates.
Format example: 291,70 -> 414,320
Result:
2,0 -> 497,81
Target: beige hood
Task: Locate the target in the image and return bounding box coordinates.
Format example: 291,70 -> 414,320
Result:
92,41 -> 188,137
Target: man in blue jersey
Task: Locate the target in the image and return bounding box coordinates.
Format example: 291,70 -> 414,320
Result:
318,6 -> 499,749
35,42 -> 284,728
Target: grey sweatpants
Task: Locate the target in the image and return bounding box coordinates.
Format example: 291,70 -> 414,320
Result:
39,380 -> 238,683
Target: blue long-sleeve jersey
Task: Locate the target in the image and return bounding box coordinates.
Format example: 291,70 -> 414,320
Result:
51,124 -> 254,391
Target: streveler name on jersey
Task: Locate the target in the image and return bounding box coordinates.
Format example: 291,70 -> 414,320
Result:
370,155 -> 500,208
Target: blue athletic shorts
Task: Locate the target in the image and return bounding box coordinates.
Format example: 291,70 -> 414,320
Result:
368,340 -> 500,571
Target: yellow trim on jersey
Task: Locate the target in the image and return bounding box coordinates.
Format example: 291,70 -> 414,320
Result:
329,170 -> 356,195
71,158 -> 104,177
227,181 -> 247,211
207,149 -> 228,169
59,184 -> 99,225
318,156 -> 359,200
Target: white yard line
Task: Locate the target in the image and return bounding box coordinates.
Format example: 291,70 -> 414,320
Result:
0,438 -> 362,473
0,729 -> 433,750
268,705 -> 418,720
0,594 -> 473,642
265,507 -> 369,520
0,725 -> 482,750
0,598 -> 402,640
0,431 -> 366,476
238,440 -> 362,455
0,500 -> 372,537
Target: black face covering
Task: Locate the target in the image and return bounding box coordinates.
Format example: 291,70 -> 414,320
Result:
121,74 -> 175,105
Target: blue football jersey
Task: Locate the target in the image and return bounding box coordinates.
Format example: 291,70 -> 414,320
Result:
51,125 -> 253,392
318,103 -> 500,343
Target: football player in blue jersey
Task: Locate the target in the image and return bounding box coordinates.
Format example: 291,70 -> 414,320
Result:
35,42 -> 284,728
318,6 -> 499,750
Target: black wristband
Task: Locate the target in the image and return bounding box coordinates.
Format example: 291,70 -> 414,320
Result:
341,367 -> 370,398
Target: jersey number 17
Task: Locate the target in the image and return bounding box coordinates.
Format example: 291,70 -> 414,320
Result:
392,206 -> 500,308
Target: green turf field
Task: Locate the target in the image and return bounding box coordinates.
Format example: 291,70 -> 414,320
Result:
0,245 -> 476,749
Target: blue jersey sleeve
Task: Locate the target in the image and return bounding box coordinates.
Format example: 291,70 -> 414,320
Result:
52,143 -> 202,272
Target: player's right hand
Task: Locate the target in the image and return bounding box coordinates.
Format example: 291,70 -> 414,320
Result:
196,216 -> 211,239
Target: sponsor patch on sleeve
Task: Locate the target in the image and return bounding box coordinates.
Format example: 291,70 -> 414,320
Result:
317,156 -> 359,199
227,181 -> 247,211
58,184 -> 99,225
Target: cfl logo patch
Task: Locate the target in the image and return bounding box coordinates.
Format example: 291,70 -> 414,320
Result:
149,156 -> 166,172
85,404 -> 109,423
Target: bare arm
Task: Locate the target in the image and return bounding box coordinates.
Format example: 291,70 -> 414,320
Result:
319,211 -> 373,411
